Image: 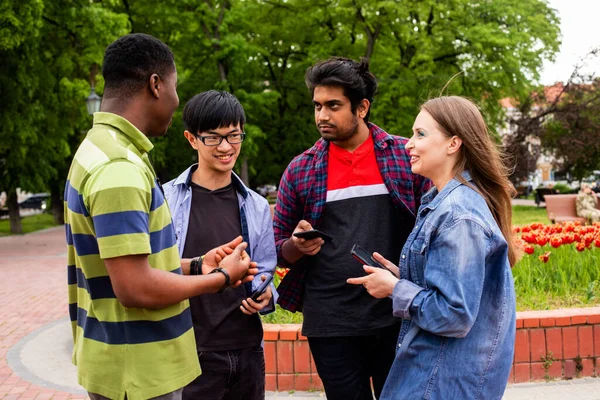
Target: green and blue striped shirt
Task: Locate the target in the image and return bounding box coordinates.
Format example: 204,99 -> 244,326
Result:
65,112 -> 200,400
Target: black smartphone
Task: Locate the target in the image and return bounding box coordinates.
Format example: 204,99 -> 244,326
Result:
293,229 -> 333,242
350,244 -> 393,273
250,275 -> 274,302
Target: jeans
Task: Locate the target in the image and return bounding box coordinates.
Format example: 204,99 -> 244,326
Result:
183,347 -> 265,400
308,323 -> 400,400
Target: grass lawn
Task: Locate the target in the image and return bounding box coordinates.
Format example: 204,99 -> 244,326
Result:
512,205 -> 549,226
0,213 -> 58,236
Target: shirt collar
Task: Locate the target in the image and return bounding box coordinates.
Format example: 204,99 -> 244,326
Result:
421,170 -> 474,210
173,164 -> 249,199
329,132 -> 374,158
92,112 -> 154,153
307,122 -> 395,159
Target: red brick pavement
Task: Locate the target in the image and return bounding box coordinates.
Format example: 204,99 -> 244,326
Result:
0,227 -> 84,400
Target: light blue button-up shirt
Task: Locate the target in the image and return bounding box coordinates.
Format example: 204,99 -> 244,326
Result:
382,171 -> 516,400
163,165 -> 278,314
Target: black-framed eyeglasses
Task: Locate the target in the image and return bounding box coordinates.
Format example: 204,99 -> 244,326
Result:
196,133 -> 246,146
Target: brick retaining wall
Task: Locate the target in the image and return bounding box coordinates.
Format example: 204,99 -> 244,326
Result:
263,307 -> 600,391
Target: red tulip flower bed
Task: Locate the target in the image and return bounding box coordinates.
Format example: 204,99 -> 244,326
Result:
513,222 -> 600,310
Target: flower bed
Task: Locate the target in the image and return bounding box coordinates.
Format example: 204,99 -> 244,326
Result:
513,222 -> 600,310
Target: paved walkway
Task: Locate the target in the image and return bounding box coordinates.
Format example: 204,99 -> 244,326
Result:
512,198 -> 538,207
1,227 -> 600,400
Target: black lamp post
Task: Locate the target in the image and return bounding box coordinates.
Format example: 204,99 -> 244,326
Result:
85,64 -> 101,115
85,86 -> 101,115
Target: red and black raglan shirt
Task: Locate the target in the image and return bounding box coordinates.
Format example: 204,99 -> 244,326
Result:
274,124 -> 431,324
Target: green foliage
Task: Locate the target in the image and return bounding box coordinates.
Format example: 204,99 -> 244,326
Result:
0,0 -> 128,231
540,78 -> 600,180
540,351 -> 556,382
0,0 -> 43,50
551,183 -> 573,194
98,0 -> 561,186
261,304 -> 304,324
2,0 -> 561,232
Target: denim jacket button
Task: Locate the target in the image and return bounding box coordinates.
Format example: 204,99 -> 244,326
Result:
401,254 -> 406,259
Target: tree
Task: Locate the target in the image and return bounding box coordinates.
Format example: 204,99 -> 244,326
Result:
0,0 -> 45,233
542,79 -> 600,180
98,0 -> 560,188
0,0 -> 128,232
504,49 -> 600,182
2,0 -> 562,228
242,0 -> 561,186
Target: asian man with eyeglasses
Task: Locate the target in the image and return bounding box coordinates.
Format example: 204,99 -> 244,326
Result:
163,90 -> 278,400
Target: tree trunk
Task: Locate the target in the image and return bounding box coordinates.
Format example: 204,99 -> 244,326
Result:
7,188 -> 22,234
218,62 -> 228,82
241,156 -> 250,187
365,30 -> 375,61
50,184 -> 64,225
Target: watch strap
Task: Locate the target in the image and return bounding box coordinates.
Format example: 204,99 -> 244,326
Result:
209,267 -> 230,293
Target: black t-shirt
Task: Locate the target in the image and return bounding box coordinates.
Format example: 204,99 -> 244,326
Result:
182,182 -> 263,351
302,139 -> 412,337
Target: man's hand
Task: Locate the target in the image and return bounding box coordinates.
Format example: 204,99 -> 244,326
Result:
347,265 -> 399,299
219,242 -> 258,286
240,274 -> 273,315
290,220 -> 324,256
202,236 -> 243,273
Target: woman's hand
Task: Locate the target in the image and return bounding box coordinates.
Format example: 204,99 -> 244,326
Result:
372,252 -> 400,278
347,265 -> 399,299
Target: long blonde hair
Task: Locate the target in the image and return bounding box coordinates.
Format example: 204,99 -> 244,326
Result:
421,96 -> 518,266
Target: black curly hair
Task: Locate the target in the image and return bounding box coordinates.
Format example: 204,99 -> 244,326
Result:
305,56 -> 378,122
102,33 -> 175,98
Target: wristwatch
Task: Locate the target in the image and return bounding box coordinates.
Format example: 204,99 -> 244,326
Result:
209,267 -> 230,293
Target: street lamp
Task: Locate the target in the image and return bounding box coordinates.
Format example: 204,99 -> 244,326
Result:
85,86 -> 102,116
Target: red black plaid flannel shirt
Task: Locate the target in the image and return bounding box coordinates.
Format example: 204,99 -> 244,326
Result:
273,123 -> 431,312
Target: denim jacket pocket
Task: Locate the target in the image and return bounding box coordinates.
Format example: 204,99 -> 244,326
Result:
409,238 -> 428,287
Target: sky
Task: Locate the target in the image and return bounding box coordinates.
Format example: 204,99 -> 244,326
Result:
540,0 -> 600,85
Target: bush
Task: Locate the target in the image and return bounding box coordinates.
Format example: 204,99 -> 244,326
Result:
552,183 -> 576,194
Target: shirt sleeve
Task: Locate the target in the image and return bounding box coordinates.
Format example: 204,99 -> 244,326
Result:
84,160 -> 152,259
251,199 -> 279,315
393,218 -> 489,338
273,165 -> 302,268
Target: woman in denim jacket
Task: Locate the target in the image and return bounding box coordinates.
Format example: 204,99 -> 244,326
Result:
348,96 -> 517,400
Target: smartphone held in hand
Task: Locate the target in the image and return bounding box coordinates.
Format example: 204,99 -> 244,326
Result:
293,229 -> 333,242
250,275 -> 274,302
350,244 -> 393,273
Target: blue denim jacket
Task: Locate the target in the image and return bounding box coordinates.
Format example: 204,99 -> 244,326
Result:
382,172 -> 516,400
163,165 -> 278,314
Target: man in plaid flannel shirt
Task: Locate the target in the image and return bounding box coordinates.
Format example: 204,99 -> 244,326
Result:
273,57 -> 430,400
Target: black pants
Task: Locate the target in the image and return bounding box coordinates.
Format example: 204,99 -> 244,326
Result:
308,323 -> 400,400
183,347 -> 265,400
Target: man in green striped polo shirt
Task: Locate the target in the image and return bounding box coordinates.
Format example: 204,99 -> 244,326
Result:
64,33 -> 258,400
